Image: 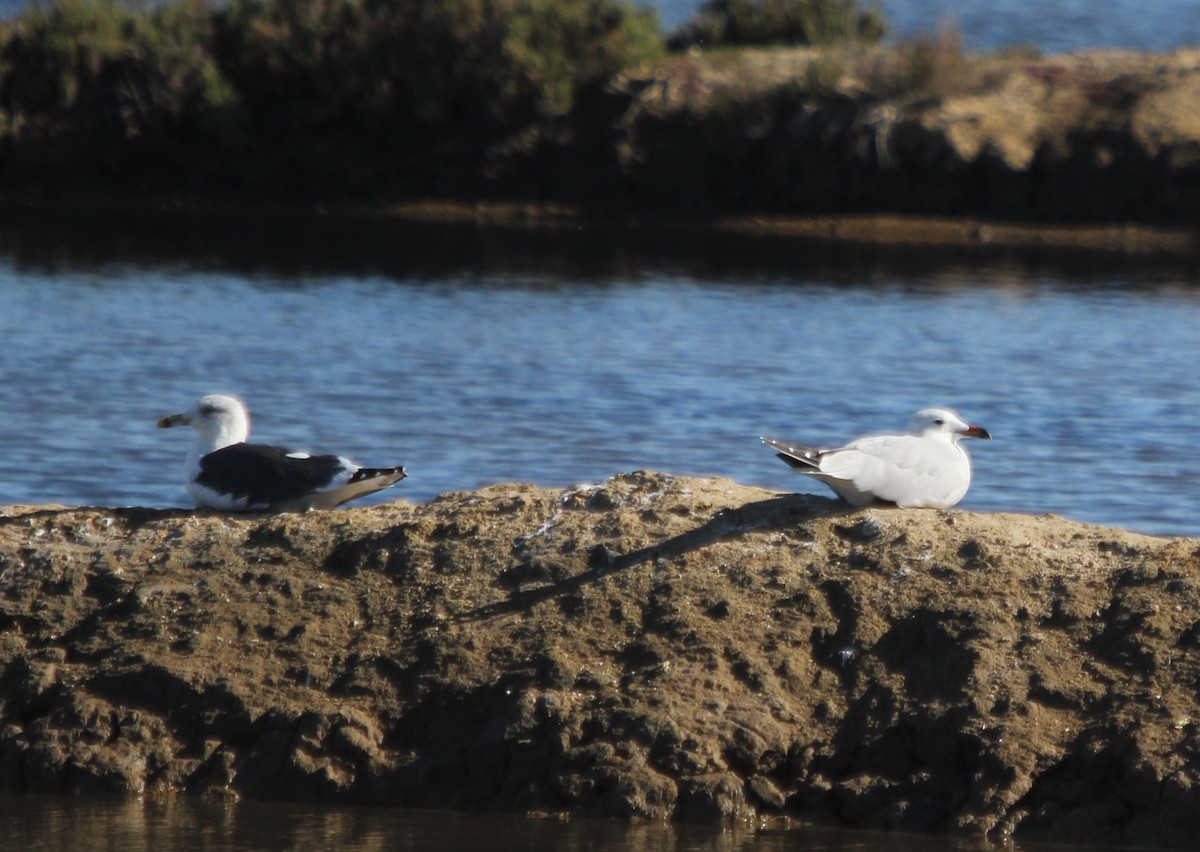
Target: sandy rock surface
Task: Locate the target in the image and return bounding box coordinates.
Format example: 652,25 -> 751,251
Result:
1,472 -> 1198,846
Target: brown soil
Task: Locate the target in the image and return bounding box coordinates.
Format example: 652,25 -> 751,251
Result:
2,472 -> 1199,846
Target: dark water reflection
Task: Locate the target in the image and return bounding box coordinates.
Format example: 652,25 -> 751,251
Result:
0,793 -> 1091,851
2,204 -> 1198,289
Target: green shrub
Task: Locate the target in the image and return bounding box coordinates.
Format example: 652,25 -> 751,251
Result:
0,0 -> 234,146
670,0 -> 886,49
0,0 -> 664,192
208,0 -> 372,136
211,0 -> 663,138
0,0 -> 135,118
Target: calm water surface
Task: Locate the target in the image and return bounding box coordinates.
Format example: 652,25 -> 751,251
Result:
0,793 -> 1102,851
0,211 -> 1197,537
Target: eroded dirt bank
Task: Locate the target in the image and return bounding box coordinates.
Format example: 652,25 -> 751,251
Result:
1,473 -> 1198,846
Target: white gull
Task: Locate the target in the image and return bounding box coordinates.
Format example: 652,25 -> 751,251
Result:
762,408 -> 991,508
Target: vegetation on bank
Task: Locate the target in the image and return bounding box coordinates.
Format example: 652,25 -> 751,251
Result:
1,1 -> 1192,224
669,0 -> 885,49
0,0 -> 889,199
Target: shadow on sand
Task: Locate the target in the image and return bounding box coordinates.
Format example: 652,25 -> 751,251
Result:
457,492 -> 855,623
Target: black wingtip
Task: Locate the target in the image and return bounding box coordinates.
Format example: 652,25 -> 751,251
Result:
349,466 -> 408,484
775,452 -> 811,469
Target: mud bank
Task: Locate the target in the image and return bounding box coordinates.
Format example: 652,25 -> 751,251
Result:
1,472 -> 1198,847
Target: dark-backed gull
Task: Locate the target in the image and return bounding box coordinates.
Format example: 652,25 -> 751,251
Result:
157,394 -> 407,512
762,408 -> 991,508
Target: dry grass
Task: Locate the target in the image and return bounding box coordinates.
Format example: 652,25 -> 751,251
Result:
857,25 -> 1001,101
649,26 -> 1026,110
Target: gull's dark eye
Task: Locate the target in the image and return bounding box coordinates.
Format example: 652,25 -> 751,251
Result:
200,404 -> 218,415
934,418 -> 944,425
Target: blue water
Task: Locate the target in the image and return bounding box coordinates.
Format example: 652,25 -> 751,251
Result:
656,0 -> 1200,53
0,213 -> 1197,537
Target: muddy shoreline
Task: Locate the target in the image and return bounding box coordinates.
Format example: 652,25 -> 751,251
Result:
5,192 -> 1198,258
2,473 -> 1199,847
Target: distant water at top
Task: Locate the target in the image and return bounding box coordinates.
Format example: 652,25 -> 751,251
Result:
656,0 -> 1200,53
4,0 -> 1198,54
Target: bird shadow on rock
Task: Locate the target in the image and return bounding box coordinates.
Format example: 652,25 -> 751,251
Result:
457,492 -> 853,623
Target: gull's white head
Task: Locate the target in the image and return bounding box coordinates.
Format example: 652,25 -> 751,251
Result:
157,394 -> 251,451
908,408 -> 991,441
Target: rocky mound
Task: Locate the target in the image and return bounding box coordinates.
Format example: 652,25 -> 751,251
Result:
1,472 -> 1197,847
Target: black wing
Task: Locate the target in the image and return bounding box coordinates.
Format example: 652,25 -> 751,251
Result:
196,443 -> 348,507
